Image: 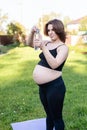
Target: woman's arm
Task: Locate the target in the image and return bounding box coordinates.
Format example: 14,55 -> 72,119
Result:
26,26 -> 43,48
40,43 -> 68,69
26,31 -> 34,48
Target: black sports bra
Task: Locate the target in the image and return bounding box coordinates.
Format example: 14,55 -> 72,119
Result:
38,44 -> 66,71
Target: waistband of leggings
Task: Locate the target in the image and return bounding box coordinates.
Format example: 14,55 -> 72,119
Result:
37,76 -> 63,87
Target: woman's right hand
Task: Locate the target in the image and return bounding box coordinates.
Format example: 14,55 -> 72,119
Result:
33,35 -> 43,48
31,26 -> 38,33
26,26 -> 39,47
31,26 -> 42,48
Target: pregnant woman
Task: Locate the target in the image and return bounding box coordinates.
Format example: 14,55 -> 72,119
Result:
27,19 -> 69,130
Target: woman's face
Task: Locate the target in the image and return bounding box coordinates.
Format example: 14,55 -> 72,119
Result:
47,24 -> 58,41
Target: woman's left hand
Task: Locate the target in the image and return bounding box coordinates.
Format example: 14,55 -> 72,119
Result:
40,40 -> 51,49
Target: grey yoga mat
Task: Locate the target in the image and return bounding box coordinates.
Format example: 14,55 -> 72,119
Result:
11,118 -> 46,130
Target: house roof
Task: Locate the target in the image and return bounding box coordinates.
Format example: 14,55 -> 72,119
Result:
67,15 -> 87,25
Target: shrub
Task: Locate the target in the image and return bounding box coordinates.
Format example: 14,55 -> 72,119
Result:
0,45 -> 8,54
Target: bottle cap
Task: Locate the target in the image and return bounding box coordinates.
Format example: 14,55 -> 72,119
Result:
36,29 -> 39,33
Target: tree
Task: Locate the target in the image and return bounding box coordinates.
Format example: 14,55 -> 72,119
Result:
7,22 -> 20,35
0,9 -> 8,35
6,22 -> 26,43
63,16 -> 71,27
79,16 -> 87,31
37,12 -> 61,34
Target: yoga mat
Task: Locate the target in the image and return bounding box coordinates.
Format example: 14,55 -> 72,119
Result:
11,118 -> 46,130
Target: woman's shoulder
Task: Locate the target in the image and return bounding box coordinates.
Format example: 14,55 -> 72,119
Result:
57,43 -> 69,53
63,43 -> 68,50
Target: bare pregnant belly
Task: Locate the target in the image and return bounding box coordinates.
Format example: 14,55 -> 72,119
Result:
33,65 -> 62,84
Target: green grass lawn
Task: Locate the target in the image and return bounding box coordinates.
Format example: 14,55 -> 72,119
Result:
0,44 -> 87,130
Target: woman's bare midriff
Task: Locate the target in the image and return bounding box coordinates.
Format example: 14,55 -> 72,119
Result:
33,65 -> 62,84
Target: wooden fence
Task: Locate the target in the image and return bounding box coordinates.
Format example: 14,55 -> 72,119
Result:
0,35 -> 13,45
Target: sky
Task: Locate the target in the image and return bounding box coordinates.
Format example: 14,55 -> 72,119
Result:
0,0 -> 87,30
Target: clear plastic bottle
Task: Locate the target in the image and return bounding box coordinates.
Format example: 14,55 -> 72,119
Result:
34,29 -> 40,50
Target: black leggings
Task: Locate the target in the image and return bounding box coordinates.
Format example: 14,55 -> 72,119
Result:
38,76 -> 66,130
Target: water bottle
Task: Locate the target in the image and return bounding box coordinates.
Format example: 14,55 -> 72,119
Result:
34,29 -> 40,50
